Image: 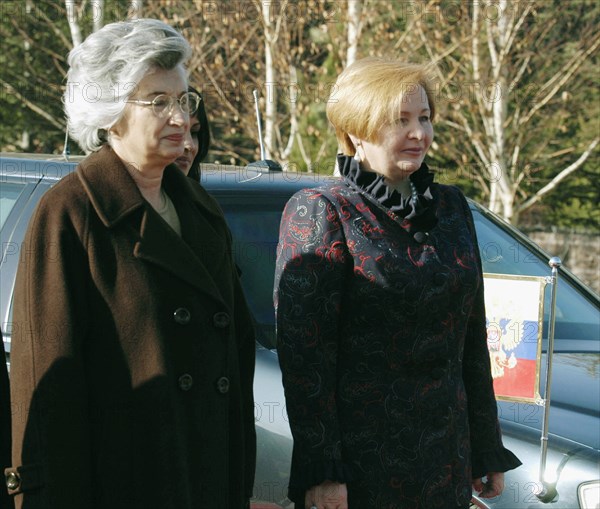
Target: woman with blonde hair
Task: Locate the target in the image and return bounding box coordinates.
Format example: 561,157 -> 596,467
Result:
274,57 -> 520,509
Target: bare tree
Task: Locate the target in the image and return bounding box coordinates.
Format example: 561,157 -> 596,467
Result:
256,0 -> 284,160
142,1 -> 340,168
385,0 -> 600,224
3,0 -> 597,228
346,0 -> 364,66
250,0 -> 336,170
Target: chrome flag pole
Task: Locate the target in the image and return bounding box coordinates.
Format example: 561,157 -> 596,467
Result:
537,256 -> 561,502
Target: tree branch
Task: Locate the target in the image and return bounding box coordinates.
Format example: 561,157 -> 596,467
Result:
498,0 -> 534,68
521,33 -> 600,124
516,137 -> 600,214
281,66 -> 299,161
1,79 -> 65,130
507,54 -> 531,94
453,111 -> 491,168
471,0 -> 480,82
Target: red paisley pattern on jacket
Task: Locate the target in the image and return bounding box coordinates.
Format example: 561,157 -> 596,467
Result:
274,159 -> 520,508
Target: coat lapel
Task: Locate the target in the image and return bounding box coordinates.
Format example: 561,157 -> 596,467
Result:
133,208 -> 227,307
77,146 -> 229,308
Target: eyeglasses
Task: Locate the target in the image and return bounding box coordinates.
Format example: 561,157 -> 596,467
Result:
125,91 -> 201,118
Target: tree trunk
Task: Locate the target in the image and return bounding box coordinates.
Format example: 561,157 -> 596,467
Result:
65,0 -> 82,46
346,0 -> 362,66
20,130 -> 30,152
262,1 -> 277,160
484,0 -> 515,223
129,0 -> 142,19
92,0 -> 104,32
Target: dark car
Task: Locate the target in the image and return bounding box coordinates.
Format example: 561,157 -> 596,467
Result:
1,154 -> 598,508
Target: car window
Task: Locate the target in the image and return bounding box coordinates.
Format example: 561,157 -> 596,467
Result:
220,201 -> 285,349
473,209 -> 600,345
220,199 -> 600,349
0,182 -> 26,231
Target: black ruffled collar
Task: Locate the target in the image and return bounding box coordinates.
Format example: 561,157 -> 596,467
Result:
337,154 -> 438,236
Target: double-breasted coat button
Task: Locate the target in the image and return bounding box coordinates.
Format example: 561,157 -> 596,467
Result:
213,312 -> 231,329
217,376 -> 230,394
6,472 -> 20,490
173,307 -> 191,325
178,374 -> 194,391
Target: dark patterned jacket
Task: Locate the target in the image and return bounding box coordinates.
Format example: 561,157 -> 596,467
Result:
274,156 -> 520,508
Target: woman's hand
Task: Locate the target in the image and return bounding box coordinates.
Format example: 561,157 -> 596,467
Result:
473,471 -> 505,498
305,481 -> 348,509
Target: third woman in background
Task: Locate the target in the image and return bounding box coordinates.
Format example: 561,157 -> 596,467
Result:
274,57 -> 521,509
175,85 -> 210,181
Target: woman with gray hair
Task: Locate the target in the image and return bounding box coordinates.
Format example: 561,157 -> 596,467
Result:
5,19 -> 256,509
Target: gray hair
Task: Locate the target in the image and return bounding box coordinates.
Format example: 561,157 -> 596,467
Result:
63,19 -> 192,153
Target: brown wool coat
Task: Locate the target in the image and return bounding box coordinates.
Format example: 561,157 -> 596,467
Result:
5,146 -> 256,509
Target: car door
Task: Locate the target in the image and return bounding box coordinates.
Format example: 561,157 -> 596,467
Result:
1,170 -> 66,364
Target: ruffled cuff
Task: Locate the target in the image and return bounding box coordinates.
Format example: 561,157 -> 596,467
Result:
287,459 -> 354,502
471,446 -> 522,479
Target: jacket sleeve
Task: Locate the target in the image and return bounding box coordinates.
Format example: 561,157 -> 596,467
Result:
5,189 -> 93,508
457,192 -> 522,478
274,189 -> 352,498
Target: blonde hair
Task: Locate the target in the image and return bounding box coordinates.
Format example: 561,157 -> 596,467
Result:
326,57 -> 436,155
